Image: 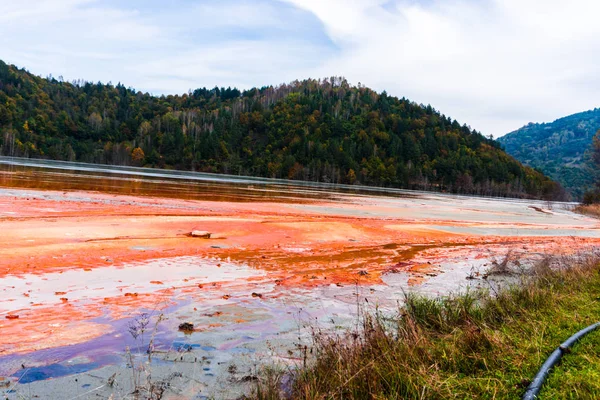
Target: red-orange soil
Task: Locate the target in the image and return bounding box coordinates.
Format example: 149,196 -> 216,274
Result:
1,188 -> 599,357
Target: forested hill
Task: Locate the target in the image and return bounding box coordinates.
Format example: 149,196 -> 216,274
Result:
0,60 -> 562,199
498,109 -> 600,200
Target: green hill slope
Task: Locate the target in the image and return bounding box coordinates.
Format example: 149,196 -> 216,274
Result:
498,109 -> 600,200
0,60 -> 561,199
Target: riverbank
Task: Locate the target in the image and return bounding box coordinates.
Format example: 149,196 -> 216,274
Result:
251,252 -> 600,399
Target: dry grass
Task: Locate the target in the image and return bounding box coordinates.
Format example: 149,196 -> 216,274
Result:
249,253 -> 600,400
575,204 -> 600,219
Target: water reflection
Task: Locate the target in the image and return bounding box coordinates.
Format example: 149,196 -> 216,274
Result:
0,156 -> 419,203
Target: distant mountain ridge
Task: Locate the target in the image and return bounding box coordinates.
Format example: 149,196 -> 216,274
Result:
498,109 -> 600,200
0,60 -> 561,199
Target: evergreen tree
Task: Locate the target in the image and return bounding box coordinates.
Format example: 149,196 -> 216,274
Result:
0,60 -> 563,200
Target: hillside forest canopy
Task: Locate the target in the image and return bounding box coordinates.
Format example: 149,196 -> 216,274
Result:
583,129 -> 600,204
0,60 -> 564,200
498,108 -> 600,200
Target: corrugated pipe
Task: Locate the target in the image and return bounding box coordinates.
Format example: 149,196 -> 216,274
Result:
523,322 -> 600,400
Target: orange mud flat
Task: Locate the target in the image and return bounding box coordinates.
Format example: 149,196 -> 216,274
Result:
1,187 -> 599,357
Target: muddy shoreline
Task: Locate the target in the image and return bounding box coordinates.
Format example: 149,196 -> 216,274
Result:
1,162 -> 599,399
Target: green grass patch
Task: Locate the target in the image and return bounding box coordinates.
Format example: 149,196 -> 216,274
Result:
250,256 -> 600,399
542,329 -> 600,399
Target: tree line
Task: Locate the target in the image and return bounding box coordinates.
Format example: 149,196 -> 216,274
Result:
498,108 -> 600,200
0,61 -> 565,200
583,130 -> 600,204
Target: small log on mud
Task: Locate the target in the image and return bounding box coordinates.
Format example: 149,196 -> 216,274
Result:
190,230 -> 211,238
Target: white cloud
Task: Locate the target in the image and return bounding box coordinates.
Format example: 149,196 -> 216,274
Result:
132,39 -> 331,93
186,2 -> 293,29
0,0 -> 329,92
283,0 -> 600,136
1,0 -> 599,136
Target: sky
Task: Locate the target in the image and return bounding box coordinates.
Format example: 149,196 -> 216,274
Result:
1,0 -> 599,137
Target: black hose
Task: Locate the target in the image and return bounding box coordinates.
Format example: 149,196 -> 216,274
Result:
523,322 -> 600,399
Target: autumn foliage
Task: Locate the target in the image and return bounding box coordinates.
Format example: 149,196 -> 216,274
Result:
0,61 -> 562,199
